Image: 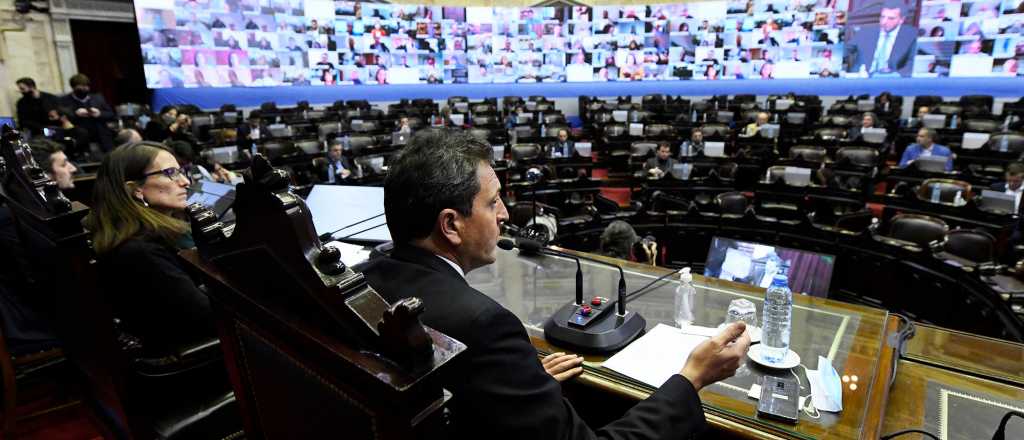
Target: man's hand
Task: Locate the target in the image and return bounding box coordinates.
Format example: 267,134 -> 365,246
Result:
680,322 -> 751,391
542,352 -> 583,382
340,168 -> 352,178
74,108 -> 89,118
88,107 -> 101,118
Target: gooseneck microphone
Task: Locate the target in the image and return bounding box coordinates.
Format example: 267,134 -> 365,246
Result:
318,212 -> 386,242
500,238 -> 583,306
498,237 -> 645,353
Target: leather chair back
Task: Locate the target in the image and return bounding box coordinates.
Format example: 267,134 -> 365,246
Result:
835,147 -> 879,167
789,146 -> 827,163
916,179 -> 972,205
963,119 -> 999,132
644,124 -> 674,137
259,141 -> 296,161
630,142 -> 658,157
959,95 -> 993,112
544,124 -> 569,139
473,114 -> 496,126
715,111 -> 735,124
944,229 -> 996,264
888,214 -> 948,248
814,127 -> 846,140
785,112 -> 807,125
468,128 -> 491,143
986,133 -> 1024,153
715,192 -> 749,215
348,135 -> 377,151
603,123 -> 627,138
936,104 -> 962,115
701,123 -> 731,139
511,143 -> 541,161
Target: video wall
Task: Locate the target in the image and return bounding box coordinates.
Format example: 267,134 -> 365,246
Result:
134,0 -> 1024,88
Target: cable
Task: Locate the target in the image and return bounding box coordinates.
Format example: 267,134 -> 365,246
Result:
624,267 -> 683,303
338,222 -> 387,240
889,313 -> 916,389
879,429 -> 939,440
318,212 -> 385,241
993,411 -> 1024,440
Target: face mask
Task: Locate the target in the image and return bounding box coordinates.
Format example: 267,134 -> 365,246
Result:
73,90 -> 89,99
806,356 -> 843,413
162,114 -> 177,125
21,91 -> 33,97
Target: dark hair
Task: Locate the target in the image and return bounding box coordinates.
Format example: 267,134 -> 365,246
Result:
167,140 -> 196,164
114,129 -> 139,146
1007,162 -> 1024,176
28,138 -> 63,172
69,73 -> 90,88
159,105 -> 178,116
384,129 -> 492,244
16,77 -> 36,88
600,220 -> 637,260
881,0 -> 906,13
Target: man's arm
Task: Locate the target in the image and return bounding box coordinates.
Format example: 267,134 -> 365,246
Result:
898,145 -> 916,168
92,95 -> 116,121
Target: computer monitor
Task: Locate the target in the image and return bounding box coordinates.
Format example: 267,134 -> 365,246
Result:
305,184 -> 392,243
961,132 -> 990,150
187,180 -> 236,222
980,190 -> 1017,214
574,142 -> 592,157
860,128 -> 888,144
392,132 -> 408,146
0,116 -> 15,128
704,236 -> 835,297
922,114 -> 947,129
704,141 -> 726,157
914,155 -> 951,172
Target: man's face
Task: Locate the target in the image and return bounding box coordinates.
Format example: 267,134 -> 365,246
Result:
862,115 -> 874,127
328,144 -> 342,160
756,113 -> 769,125
73,84 -> 90,96
50,151 -> 77,190
879,7 -> 903,33
16,83 -> 32,94
557,130 -> 568,142
917,106 -> 930,118
657,146 -> 671,160
456,163 -> 508,272
916,129 -> 933,147
1007,173 -> 1023,191
692,130 -> 703,142
400,117 -> 409,126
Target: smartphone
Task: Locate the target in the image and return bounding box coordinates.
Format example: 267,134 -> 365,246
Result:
43,128 -> 53,137
757,375 -> 799,424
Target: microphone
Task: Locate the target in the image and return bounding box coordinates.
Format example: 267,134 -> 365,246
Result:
500,238 -> 583,306
498,238 -> 644,352
318,212 -> 386,242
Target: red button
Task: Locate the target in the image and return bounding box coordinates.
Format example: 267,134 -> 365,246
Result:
591,297 -> 603,306
579,305 -> 592,316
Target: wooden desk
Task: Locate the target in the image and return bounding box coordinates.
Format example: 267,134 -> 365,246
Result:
903,323 -> 1024,387
467,248 -> 896,439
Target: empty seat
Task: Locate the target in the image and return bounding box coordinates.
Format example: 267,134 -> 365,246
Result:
789,145 -> 827,162
935,104 -> 962,115
630,142 -> 657,157
962,119 -> 1000,132
348,135 -> 376,151
784,112 -> 807,125
916,178 -> 972,205
886,214 -> 948,249
644,124 -> 675,137
515,125 -> 538,139
716,192 -> 749,216
473,114 -> 496,126
603,123 -> 627,138
317,122 -> 344,139
294,139 -> 322,155
814,127 -> 846,140
943,229 -> 996,264
544,124 -> 569,138
835,147 -> 879,167
986,133 -> 1024,153
259,141 -> 294,160
715,111 -> 735,124
511,143 -> 541,161
701,123 -> 731,138
542,113 -> 566,125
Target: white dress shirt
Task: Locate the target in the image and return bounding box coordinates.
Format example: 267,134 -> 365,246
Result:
435,255 -> 466,279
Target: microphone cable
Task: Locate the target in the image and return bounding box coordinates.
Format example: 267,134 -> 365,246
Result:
337,222 -> 388,240
624,267 -> 684,303
318,212 -> 385,241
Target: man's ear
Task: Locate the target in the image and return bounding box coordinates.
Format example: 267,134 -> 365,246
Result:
437,208 -> 463,246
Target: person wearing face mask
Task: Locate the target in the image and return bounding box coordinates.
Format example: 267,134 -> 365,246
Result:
45,107 -> 91,159
85,142 -> 215,355
58,74 -> 115,152
15,77 -> 59,137
144,105 -> 179,142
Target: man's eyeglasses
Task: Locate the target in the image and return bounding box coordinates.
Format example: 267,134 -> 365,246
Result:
140,167 -> 190,182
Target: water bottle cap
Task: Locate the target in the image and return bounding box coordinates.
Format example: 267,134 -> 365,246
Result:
679,267 -> 693,282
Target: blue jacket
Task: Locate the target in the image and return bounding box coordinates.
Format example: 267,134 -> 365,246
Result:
899,143 -> 953,171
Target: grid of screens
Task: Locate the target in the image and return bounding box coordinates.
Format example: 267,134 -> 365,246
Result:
134,0 -> 1024,88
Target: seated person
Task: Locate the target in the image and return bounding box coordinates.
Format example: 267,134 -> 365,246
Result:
144,106 -> 178,142
85,142 -> 215,356
28,139 -> 78,191
114,128 -> 143,147
991,162 -> 1024,212
847,112 -> 885,141
45,107 -> 90,158
898,128 -> 953,171
396,116 -> 413,134
678,127 -> 705,157
357,129 -> 750,440
167,140 -> 236,184
644,142 -> 677,178
545,129 -> 576,158
902,105 -> 931,127
743,111 -> 770,136
319,138 -> 355,184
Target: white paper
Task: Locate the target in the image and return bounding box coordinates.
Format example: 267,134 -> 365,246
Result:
603,324 -> 709,388
325,241 -> 372,266
629,123 -> 645,137
722,248 -> 752,278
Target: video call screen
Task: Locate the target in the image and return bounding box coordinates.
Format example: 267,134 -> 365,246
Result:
703,236 -> 835,297
134,0 -> 1023,89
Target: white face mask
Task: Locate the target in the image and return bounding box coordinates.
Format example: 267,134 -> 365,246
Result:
806,355 -> 843,413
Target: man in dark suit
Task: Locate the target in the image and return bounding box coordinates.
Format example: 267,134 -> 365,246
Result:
236,113 -> 266,156
358,129 -> 750,440
15,77 -> 59,137
846,0 -> 917,77
991,162 -> 1024,212
319,138 -> 355,184
644,142 -> 677,179
546,128 -> 576,158
58,74 -> 115,151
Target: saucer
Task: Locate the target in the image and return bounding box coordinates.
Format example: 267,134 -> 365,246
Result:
748,344 -> 800,369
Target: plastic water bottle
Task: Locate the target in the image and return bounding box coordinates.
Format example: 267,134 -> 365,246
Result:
761,268 -> 793,364
950,114 -> 958,129
674,268 -> 696,328
930,185 -> 942,203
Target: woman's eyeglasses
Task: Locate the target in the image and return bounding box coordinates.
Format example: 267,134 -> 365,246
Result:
140,167 -> 190,182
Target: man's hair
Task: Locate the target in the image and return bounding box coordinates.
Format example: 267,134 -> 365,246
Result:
69,73 -> 90,88
159,105 -> 178,116
327,138 -> 344,148
692,127 -> 703,135
384,129 -> 492,244
862,112 -> 878,122
657,142 -> 671,150
16,77 -> 36,88
1007,162 -> 1024,176
600,220 -> 637,260
918,127 -> 935,140
28,138 -> 63,172
114,129 -> 139,147
881,0 -> 906,13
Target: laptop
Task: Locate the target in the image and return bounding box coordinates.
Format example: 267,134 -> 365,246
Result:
856,100 -> 875,111
704,141 -> 726,157
450,113 -> 465,126
758,124 -> 780,139
187,180 -> 236,222
774,99 -> 794,111
628,123 -> 644,137
861,128 -> 887,144
392,132 -> 408,146
783,167 -> 812,187
612,110 -> 629,123
492,145 -> 505,161
922,114 -> 947,129
914,155 -> 950,172
574,142 -> 592,157
670,162 -> 692,180
961,132 -> 990,150
981,189 -> 1017,214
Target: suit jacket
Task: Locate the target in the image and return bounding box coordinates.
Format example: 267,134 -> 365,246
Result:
546,140 -> 576,158
317,156 -> 355,183
357,245 -> 706,440
847,24 -> 917,77
16,92 -> 59,136
58,93 -> 115,150
991,182 -> 1009,192
899,143 -> 953,171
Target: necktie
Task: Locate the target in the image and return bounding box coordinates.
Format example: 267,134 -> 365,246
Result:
872,31 -> 893,73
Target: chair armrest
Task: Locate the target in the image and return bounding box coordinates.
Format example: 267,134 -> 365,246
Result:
134,337 -> 223,378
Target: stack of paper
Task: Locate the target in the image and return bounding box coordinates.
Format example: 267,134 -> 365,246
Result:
603,324 -> 712,388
